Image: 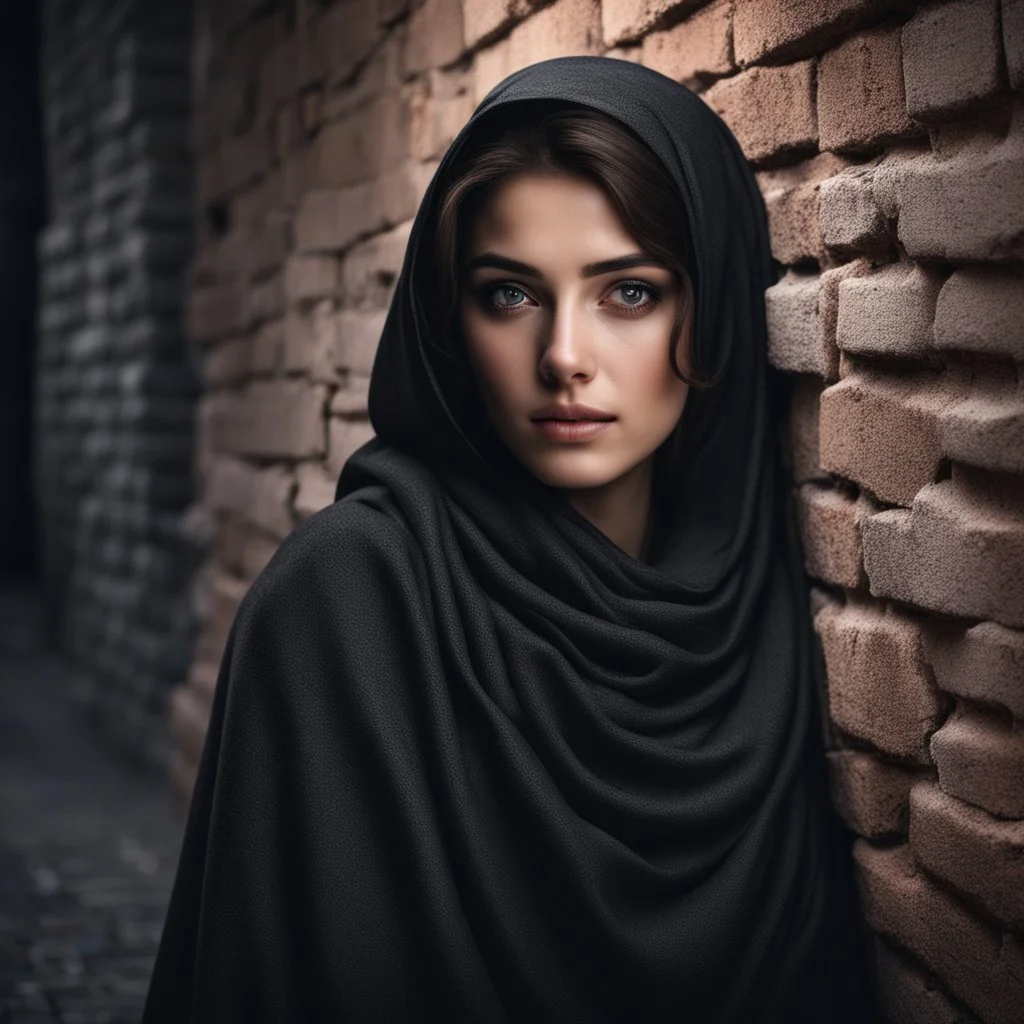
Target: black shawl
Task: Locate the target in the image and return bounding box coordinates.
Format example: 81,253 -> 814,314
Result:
143,57 -> 876,1023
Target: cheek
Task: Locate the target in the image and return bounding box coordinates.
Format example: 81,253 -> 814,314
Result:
460,310 -> 530,409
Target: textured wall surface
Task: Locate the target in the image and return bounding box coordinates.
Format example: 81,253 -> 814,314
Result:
35,0 -> 197,769
179,1 -> 1024,1018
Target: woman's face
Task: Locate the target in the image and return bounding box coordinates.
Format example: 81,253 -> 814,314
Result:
459,170 -> 690,494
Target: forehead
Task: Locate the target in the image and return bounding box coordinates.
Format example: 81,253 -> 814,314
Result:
465,171 -> 637,253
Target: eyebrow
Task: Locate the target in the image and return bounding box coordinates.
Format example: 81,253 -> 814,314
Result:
466,252 -> 666,279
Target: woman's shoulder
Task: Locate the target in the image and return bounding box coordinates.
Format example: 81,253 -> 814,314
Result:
237,489 -> 419,626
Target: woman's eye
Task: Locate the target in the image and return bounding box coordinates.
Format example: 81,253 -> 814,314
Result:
609,282 -> 659,312
486,284 -> 529,310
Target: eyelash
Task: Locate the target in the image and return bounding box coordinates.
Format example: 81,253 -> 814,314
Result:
480,280 -> 662,318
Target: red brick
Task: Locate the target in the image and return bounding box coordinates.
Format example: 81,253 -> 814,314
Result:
835,263 -> 943,360
284,254 -> 341,305
788,374 -> 827,484
930,704 -> 1024,818
933,266 -> 1024,361
295,160 -> 435,253
506,0 -> 602,67
462,0 -> 550,50
330,308 -> 389,375
827,749 -> 918,838
756,153 -> 852,266
202,381 -> 328,459
862,467 -> 1024,629
873,937 -> 981,1024
473,37 -> 513,103
341,220 -> 413,308
765,272 -> 824,376
910,780 -> 1024,929
408,67 -> 476,162
938,370 -> 1024,476
818,26 -> 918,154
818,164 -> 895,257
309,94 -> 410,189
294,462 -> 340,521
901,0 -> 1004,123
326,418 -> 376,477
871,113 -> 1024,261
602,0 -> 698,46
702,61 -> 817,165
819,369 -> 954,506
816,600 -> 944,762
923,619 -> 1024,721
204,455 -> 295,538
854,840 -> 1024,1024
639,0 -> 733,84
1006,0 -> 1024,90
404,0 -> 465,73
795,484 -> 872,588
733,0 -> 907,66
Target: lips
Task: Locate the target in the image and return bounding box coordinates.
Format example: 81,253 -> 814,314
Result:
530,403 -> 615,422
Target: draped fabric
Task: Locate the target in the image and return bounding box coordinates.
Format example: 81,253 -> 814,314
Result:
143,57 -> 876,1022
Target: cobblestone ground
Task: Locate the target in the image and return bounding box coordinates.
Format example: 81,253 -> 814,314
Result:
0,586 -> 184,1024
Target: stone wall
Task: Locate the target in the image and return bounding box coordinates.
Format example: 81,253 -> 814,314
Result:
177,0 -> 1024,1019
35,0 -> 197,769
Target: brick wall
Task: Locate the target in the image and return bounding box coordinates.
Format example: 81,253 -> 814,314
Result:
179,1 -> 1024,1018
35,0 -> 197,769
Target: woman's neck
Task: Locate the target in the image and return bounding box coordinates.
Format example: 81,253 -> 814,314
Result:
563,456 -> 654,561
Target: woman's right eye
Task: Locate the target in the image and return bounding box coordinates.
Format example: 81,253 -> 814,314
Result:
484,283 -> 529,312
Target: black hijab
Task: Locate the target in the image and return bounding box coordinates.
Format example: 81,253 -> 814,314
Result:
143,57 -> 876,1023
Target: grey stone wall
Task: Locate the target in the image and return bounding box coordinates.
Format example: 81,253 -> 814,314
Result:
34,0 -> 198,769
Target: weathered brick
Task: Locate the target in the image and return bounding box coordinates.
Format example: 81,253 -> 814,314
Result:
319,0 -> 385,87
901,0 -> 1004,123
862,468 -> 1024,629
408,67 -> 476,162
816,600 -> 944,762
294,462 -> 340,520
204,455 -> 295,538
245,272 -> 285,327
295,160 -> 435,253
341,220 -> 413,308
923,619 -> 1024,721
938,371 -> 1024,476
187,282 -> 247,343
819,370 -> 955,505
202,381 -> 328,459
203,337 -> 262,388
326,418 -> 376,477
473,36 -> 514,103
733,0 -> 906,66
765,272 -> 825,376
818,164 -> 895,257
788,374 -> 827,484
330,308 -> 390,375
283,302 -> 343,383
404,0 -> 466,74
827,749 -> 918,838
506,0 -> 602,68
796,484 -> 872,589
818,26 -> 917,154
284,254 -> 340,305
873,937 -> 982,1024
755,153 -> 851,266
218,514 -> 282,582
872,113 -> 1024,261
308,93 -> 410,190
1006,0 -> 1024,90
252,317 -> 284,374
330,374 -> 371,416
702,61 -> 817,165
854,840 -> 1024,1024
639,0 -> 733,84
835,263 -> 944,360
933,266 -> 1024,361
169,684 -> 209,771
602,0 -> 696,46
910,780 -> 1024,929
930,704 -> 1024,818
462,0 -> 550,50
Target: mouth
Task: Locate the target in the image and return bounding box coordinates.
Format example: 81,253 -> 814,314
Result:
529,417 -> 615,442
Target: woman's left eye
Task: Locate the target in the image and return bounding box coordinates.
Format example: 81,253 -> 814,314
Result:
609,282 -> 659,312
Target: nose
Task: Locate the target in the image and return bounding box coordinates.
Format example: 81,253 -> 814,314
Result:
537,298 -> 596,385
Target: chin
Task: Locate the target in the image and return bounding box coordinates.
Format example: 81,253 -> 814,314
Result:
518,449 -> 635,492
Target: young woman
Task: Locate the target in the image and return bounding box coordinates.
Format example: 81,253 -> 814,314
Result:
143,56 -> 877,1022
